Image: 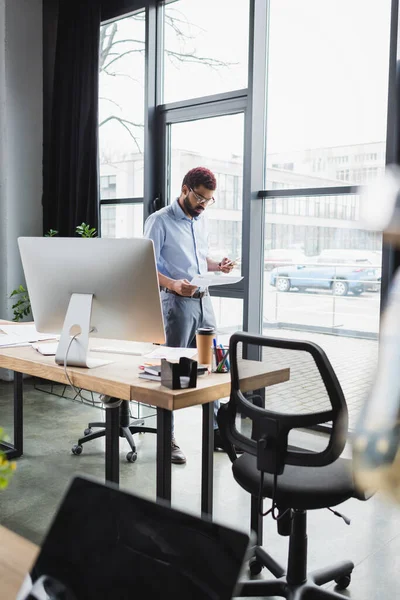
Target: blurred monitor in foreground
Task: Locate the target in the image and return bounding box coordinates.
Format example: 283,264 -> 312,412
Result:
19,475 -> 250,600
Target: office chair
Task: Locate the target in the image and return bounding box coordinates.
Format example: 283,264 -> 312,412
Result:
217,331 -> 368,599
72,400 -> 156,462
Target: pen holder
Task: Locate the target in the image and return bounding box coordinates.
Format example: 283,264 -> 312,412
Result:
161,357 -> 198,389
212,346 -> 230,373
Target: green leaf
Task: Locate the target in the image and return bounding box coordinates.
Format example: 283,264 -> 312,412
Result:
9,287 -> 31,321
45,229 -> 58,237
76,222 -> 97,238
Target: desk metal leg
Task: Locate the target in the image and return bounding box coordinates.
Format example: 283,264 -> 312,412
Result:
201,402 -> 214,518
156,407 -> 172,504
105,398 -> 120,485
13,372 -> 23,456
0,371 -> 23,459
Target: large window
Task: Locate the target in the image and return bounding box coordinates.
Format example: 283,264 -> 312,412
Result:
162,0 -> 250,104
264,0 -> 391,190
260,0 -> 391,428
98,1 -> 395,430
101,204 -> 144,239
99,12 -> 145,200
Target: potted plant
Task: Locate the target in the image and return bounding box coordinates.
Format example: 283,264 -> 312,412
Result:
9,223 -> 97,322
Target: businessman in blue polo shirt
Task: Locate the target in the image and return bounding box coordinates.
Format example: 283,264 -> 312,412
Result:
144,167 -> 234,464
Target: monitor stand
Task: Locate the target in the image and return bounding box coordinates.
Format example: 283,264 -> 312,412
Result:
55,293 -> 111,369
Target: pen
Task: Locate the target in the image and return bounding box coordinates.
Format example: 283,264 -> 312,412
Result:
225,350 -> 230,371
212,338 -> 218,367
217,347 -> 230,372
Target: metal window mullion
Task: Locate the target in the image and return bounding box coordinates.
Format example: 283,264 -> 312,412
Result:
162,96 -> 247,125
100,197 -> 144,206
381,0 -> 400,309
158,88 -> 248,113
242,0 -> 269,356
143,0 -> 159,223
258,185 -> 358,199
210,288 -> 244,300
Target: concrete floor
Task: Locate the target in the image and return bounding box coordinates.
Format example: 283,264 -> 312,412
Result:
1,377 -> 400,599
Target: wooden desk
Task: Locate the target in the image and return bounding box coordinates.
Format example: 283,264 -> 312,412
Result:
0,340 -> 289,516
0,525 -> 39,600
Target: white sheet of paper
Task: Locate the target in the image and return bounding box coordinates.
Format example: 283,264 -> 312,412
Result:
0,338 -> 32,348
190,275 -> 243,287
0,324 -> 59,343
31,342 -> 59,355
143,347 -> 198,360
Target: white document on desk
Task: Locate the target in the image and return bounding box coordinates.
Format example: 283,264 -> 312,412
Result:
0,338 -> 32,348
190,275 -> 243,287
0,324 -> 59,345
143,347 -> 198,360
31,342 -> 59,355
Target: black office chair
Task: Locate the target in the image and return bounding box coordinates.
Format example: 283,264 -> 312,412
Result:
72,399 -> 156,462
217,331 -> 367,599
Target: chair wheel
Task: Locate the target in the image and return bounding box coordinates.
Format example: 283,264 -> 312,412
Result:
84,428 -> 92,436
71,444 -> 83,455
335,573 -> 351,589
249,557 -> 263,576
126,451 -> 137,463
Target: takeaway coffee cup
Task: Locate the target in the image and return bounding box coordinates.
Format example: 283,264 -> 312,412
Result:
196,327 -> 215,365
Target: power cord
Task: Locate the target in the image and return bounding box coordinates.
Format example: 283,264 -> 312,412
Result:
63,330 -> 103,407
258,471 -> 291,523
327,507 -> 351,525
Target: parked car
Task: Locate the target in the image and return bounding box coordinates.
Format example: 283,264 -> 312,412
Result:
316,249 -> 382,292
270,261 -> 378,296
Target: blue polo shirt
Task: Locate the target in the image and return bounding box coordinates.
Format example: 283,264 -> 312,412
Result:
143,199 -> 209,282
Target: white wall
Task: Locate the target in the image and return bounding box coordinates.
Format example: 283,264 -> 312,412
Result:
0,0 -> 43,320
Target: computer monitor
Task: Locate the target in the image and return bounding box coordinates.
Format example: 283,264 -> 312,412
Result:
17,237 -> 165,368
20,475 -> 250,600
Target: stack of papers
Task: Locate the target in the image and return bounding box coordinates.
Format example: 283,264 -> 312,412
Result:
139,364 -> 162,382
0,324 -> 58,348
142,347 -> 198,360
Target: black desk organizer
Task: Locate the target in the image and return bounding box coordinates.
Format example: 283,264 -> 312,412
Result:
161,357 -> 198,390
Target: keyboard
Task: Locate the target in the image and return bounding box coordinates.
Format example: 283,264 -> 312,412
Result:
90,346 -> 143,356
32,341 -> 147,357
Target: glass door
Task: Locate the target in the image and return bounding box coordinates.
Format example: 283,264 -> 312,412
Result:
167,113 -> 245,341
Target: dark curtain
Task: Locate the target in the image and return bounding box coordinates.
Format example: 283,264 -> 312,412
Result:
43,0 -> 101,236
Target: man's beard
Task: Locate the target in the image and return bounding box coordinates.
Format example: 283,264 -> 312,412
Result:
183,194 -> 204,218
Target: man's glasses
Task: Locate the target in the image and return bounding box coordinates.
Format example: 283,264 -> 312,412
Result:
190,188 -> 215,206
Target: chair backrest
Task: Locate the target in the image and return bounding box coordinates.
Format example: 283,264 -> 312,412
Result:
217,332 -> 349,475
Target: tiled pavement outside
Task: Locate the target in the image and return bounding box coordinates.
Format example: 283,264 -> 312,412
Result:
212,326 -> 377,431
258,328 -> 378,431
